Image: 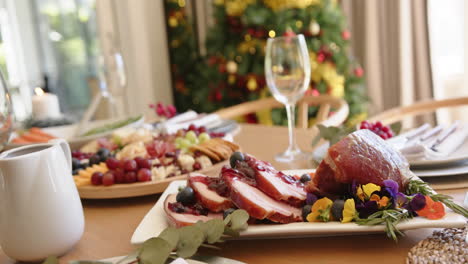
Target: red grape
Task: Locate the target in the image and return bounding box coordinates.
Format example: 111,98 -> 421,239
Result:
124,171 -> 137,183
137,168 -> 152,182
102,172 -> 115,186
135,157 -> 152,169
193,162 -> 201,171
106,157 -> 120,170
198,126 -> 207,133
123,159 -> 138,172
91,172 -> 103,185
188,124 -> 196,131
114,168 -> 125,183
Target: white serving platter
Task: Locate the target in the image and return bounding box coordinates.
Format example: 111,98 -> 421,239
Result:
131,169 -> 466,245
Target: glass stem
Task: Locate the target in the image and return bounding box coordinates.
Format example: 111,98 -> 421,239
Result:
285,103 -> 298,153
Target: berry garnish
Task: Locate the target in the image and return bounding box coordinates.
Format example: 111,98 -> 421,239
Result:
359,120 -> 394,140
113,168 -> 125,183
135,157 -> 152,169
123,159 -> 138,172
124,171 -> 137,183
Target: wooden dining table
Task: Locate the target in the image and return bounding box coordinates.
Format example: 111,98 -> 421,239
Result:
1,124 -> 466,264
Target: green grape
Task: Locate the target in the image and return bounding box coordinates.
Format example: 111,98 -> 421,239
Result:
198,132 -> 211,143
179,138 -> 192,149
185,131 -> 198,143
175,137 -> 184,145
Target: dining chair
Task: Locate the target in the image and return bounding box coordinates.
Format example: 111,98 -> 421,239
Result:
367,97 -> 468,125
214,95 -> 349,129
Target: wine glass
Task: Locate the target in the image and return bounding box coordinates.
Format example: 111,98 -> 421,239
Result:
265,34 -> 311,162
0,69 -> 13,151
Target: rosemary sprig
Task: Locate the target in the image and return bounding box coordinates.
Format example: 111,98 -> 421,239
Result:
356,208 -> 411,241
406,179 -> 468,217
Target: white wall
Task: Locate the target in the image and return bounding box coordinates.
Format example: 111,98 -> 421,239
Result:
96,0 -> 173,118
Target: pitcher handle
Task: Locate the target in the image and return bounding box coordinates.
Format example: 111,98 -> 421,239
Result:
50,139 -> 72,171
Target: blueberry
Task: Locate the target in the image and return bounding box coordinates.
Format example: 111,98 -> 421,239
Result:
80,161 -> 89,169
223,208 -> 236,219
72,169 -> 79,176
176,187 -> 196,206
331,199 -> 345,221
300,173 -> 311,183
89,155 -> 101,166
302,204 -> 312,221
97,148 -> 110,160
72,158 -> 81,170
229,152 -> 245,168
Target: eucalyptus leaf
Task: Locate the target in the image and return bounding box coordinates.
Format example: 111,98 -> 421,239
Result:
390,122 -> 402,135
223,226 -> 240,237
42,256 -> 59,264
312,125 -> 354,147
158,227 -> 180,248
228,210 -> 249,231
195,219 -> 225,244
176,226 -> 205,258
138,237 -> 173,264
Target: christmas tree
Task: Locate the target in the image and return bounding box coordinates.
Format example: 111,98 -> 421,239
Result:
165,0 -> 367,126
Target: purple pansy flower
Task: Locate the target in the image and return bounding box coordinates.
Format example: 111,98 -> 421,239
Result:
409,193 -> 426,212
395,192 -> 408,208
383,179 -> 399,198
306,193 -> 318,205
356,200 -> 379,218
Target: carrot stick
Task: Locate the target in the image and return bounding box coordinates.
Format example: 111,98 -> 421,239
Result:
20,133 -> 51,143
29,127 -> 56,139
12,137 -> 33,144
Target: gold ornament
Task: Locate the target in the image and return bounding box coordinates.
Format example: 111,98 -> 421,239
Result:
214,0 -> 224,5
177,0 -> 186,7
168,16 -> 178,27
244,34 -> 252,41
295,20 -> 303,29
268,30 -> 276,38
263,0 -> 321,11
228,74 -> 236,84
225,0 -> 254,16
246,77 -> 258,91
226,60 -> 238,74
249,47 -> 256,54
309,20 -> 320,35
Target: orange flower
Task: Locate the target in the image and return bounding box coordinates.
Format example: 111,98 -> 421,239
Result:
369,194 -> 390,208
416,196 -> 446,220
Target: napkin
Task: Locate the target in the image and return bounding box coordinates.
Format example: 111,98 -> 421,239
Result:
161,111 -> 222,134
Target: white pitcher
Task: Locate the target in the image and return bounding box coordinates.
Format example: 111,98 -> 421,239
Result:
0,139 -> 84,261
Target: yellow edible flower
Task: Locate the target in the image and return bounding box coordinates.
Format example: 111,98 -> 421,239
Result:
306,197 -> 333,222
357,183 -> 381,201
341,199 -> 356,223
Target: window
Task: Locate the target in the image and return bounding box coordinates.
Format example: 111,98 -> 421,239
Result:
0,0 -> 100,121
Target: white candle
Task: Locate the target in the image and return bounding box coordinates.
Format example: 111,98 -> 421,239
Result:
32,87 -> 61,120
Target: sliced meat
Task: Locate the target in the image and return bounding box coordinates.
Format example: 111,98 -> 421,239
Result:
164,194 -> 223,228
221,167 -> 302,224
309,129 -> 409,197
242,155 -> 306,206
188,173 -> 233,212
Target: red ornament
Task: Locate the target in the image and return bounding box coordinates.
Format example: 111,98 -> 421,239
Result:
317,53 -> 326,63
283,30 -> 296,38
218,63 -> 226,73
208,56 -> 218,66
354,67 -> 364,77
214,90 -> 222,102
341,30 -> 351,40
247,28 -> 255,36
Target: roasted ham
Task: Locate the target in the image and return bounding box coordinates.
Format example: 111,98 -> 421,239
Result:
188,173 -> 233,212
309,129 -> 409,197
221,167 -> 302,223
164,194 -> 223,227
240,155 -> 306,206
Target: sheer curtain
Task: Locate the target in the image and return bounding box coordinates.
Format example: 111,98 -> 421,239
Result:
342,0 -> 434,124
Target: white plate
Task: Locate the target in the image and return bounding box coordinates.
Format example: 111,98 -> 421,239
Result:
8,116 -> 144,150
412,162 -> 468,177
131,169 -> 466,245
409,138 -> 468,167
